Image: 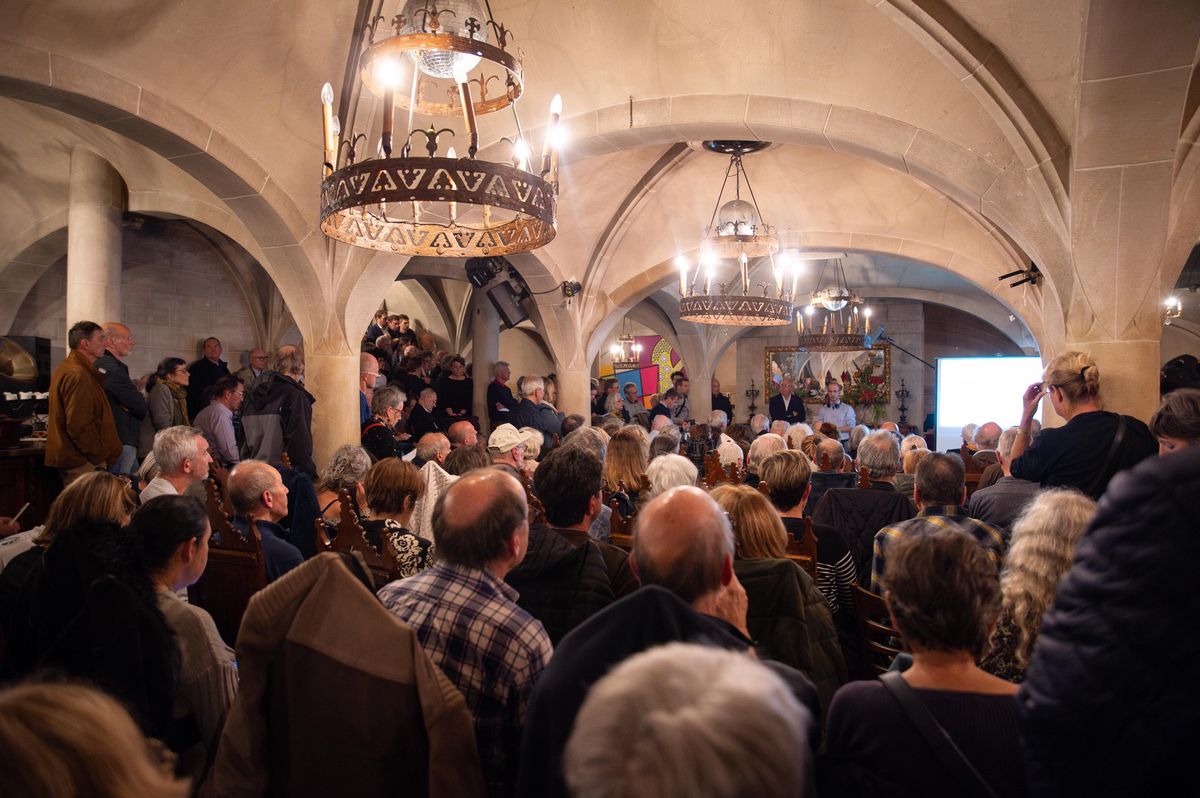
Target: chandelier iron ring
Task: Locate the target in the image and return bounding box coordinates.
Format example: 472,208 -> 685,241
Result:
361,33 -> 523,113
320,156 -> 556,256
679,295 -> 793,326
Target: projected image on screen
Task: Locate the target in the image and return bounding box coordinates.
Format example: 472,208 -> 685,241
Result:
936,357 -> 1043,452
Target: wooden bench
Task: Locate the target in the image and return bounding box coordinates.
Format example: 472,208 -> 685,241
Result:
317,487 -> 404,589
188,478 -> 268,646
852,585 -> 906,678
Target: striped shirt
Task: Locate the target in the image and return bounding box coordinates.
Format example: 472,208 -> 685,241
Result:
378,562 -> 552,797
871,506 -> 1006,593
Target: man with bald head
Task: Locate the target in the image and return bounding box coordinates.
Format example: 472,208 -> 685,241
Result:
379,469 -> 552,798
227,460 -> 303,582
447,419 -> 478,449
411,431 -> 450,469
95,322 -> 147,476
518,486 -> 818,798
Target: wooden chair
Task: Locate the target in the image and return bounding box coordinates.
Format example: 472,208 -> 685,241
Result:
280,451 -> 293,470
819,451 -> 832,472
962,451 -> 985,497
189,478 -> 268,646
323,488 -> 403,589
852,585 -> 905,678
517,470 -> 548,527
784,513 -> 819,583
856,466 -> 872,489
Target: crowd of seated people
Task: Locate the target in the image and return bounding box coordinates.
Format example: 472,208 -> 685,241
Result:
5,325 -> 1200,797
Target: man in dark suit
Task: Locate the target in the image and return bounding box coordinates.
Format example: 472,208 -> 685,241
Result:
487,360 -> 518,429
648,388 -> 682,425
711,376 -> 734,420
768,377 -> 806,425
95,322 -> 147,477
187,336 -> 230,420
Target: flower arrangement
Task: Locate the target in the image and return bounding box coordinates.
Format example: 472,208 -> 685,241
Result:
842,359 -> 888,426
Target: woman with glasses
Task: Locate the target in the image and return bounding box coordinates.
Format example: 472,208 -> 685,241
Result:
140,357 -> 191,459
1008,351 -> 1156,499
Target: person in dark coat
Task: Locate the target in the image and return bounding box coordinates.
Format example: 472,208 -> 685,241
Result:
506,447 -> 637,644
648,388 -> 681,425
1018,445 -> 1200,797
239,347 -> 317,479
186,337 -> 231,421
486,361 -> 518,430
95,322 -> 147,477
407,387 -> 442,440
711,376 -> 734,420
361,385 -> 407,462
769,376 -> 806,425
510,377 -> 561,455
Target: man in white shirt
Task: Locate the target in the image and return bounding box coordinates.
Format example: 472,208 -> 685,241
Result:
140,426 -> 213,502
193,375 -> 244,467
815,381 -> 856,443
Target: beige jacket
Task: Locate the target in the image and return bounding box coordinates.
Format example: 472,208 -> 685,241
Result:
202,553 -> 484,798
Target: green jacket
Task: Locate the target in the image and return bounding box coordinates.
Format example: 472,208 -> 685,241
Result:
735,557 -> 848,717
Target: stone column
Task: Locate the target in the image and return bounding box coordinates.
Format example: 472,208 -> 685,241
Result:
555,364 -> 591,423
306,348 -> 360,473
470,293 -> 500,433
66,148 -> 124,329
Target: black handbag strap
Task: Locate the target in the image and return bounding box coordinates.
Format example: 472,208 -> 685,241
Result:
1086,414 -> 1127,497
879,671 -> 999,798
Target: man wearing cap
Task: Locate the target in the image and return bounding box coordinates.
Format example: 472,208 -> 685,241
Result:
489,423 -> 538,472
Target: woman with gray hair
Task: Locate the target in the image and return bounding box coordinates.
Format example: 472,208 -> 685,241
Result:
980,488 -> 1096,683
314,444 -> 372,524
644,453 -> 698,499
361,385 -> 407,462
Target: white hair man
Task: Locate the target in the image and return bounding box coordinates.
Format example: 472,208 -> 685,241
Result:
856,430 -> 901,486
564,643 -> 810,798
750,413 -> 769,436
487,360 -> 518,428
649,412 -> 677,440
140,426 -> 213,502
769,419 -> 790,438
95,322 -> 146,477
511,375 -> 562,455
645,453 -> 699,499
235,347 -> 269,388
745,433 -> 787,487
709,409 -> 744,467
227,460 -> 304,582
967,426 -> 1041,532
413,432 -> 451,468
957,422 -> 979,453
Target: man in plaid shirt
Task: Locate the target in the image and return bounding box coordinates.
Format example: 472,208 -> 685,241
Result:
379,469 -> 552,797
871,452 -> 1006,592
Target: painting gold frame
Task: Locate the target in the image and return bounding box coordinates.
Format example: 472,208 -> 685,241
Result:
764,344 -> 891,404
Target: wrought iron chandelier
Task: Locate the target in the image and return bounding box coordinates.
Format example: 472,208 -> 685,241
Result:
609,318 -> 643,372
796,258 -> 873,351
319,0 -> 561,257
678,141 -> 794,326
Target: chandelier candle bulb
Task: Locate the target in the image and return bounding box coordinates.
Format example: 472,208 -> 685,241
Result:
864,307 -> 872,334
446,146 -> 458,221
677,255 -> 689,296
381,86 -> 395,157
542,93 -> 562,175
456,72 -> 479,157
739,252 -> 749,294
321,82 -> 336,172
404,69 -> 419,155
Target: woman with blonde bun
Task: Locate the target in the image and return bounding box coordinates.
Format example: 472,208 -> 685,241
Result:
1009,351 -> 1156,498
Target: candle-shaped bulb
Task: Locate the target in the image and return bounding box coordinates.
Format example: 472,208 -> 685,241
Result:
550,93 -> 563,115
676,255 -> 689,296
512,138 -> 530,169
447,146 -> 457,159
331,116 -> 341,137
321,82 -> 334,105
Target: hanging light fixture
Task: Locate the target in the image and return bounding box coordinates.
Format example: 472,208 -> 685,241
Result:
1164,295 -> 1183,325
610,318 -> 643,372
796,258 -> 872,351
319,0 -> 560,257
678,141 -> 793,325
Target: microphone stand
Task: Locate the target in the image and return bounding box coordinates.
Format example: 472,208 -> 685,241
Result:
878,335 -> 936,370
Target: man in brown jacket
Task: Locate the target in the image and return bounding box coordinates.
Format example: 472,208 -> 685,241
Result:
46,320 -> 122,485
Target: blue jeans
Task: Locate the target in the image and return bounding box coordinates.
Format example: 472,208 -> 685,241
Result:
109,445 -> 138,477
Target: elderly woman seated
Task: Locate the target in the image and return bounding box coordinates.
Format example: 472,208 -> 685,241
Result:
644,454 -> 698,500
822,529 -> 1024,796
314,444 -> 372,524
894,446 -> 930,497
362,385 -> 408,461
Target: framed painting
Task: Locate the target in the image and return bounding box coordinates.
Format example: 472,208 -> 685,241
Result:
764,344 -> 891,405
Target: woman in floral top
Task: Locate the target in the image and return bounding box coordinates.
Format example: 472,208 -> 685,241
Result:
980,488 -> 1096,682
360,458 -> 434,579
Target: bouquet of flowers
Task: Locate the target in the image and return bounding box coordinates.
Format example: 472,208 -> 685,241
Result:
842,360 -> 887,425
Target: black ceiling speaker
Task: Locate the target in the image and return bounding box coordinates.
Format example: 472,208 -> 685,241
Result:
466,256 -> 506,288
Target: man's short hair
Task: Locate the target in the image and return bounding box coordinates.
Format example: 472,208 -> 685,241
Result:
974,422 -> 1001,450
645,453 -> 697,498
67,321 -> 102,350
769,420 -> 789,437
521,376 -> 544,398
432,473 -> 526,569
857,431 -> 900,478
634,487 -> 734,604
397,314 -> 409,322
415,433 -> 449,462
272,346 -> 303,377
661,388 -> 681,402
562,426 -> 608,463
747,433 -> 786,473
648,432 -> 680,461
915,452 -> 966,505
750,414 -> 769,434
152,426 -> 202,474
960,423 -> 978,444
560,414 -> 586,437
759,450 -> 812,511
997,427 -> 1021,461
228,461 -> 278,514
650,414 -> 675,433
371,386 -> 406,415
564,643 -> 809,798
816,437 -> 846,470
374,309 -> 388,320
709,410 -> 729,429
208,374 -> 242,402
535,446 -> 603,527
493,361 -> 510,376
